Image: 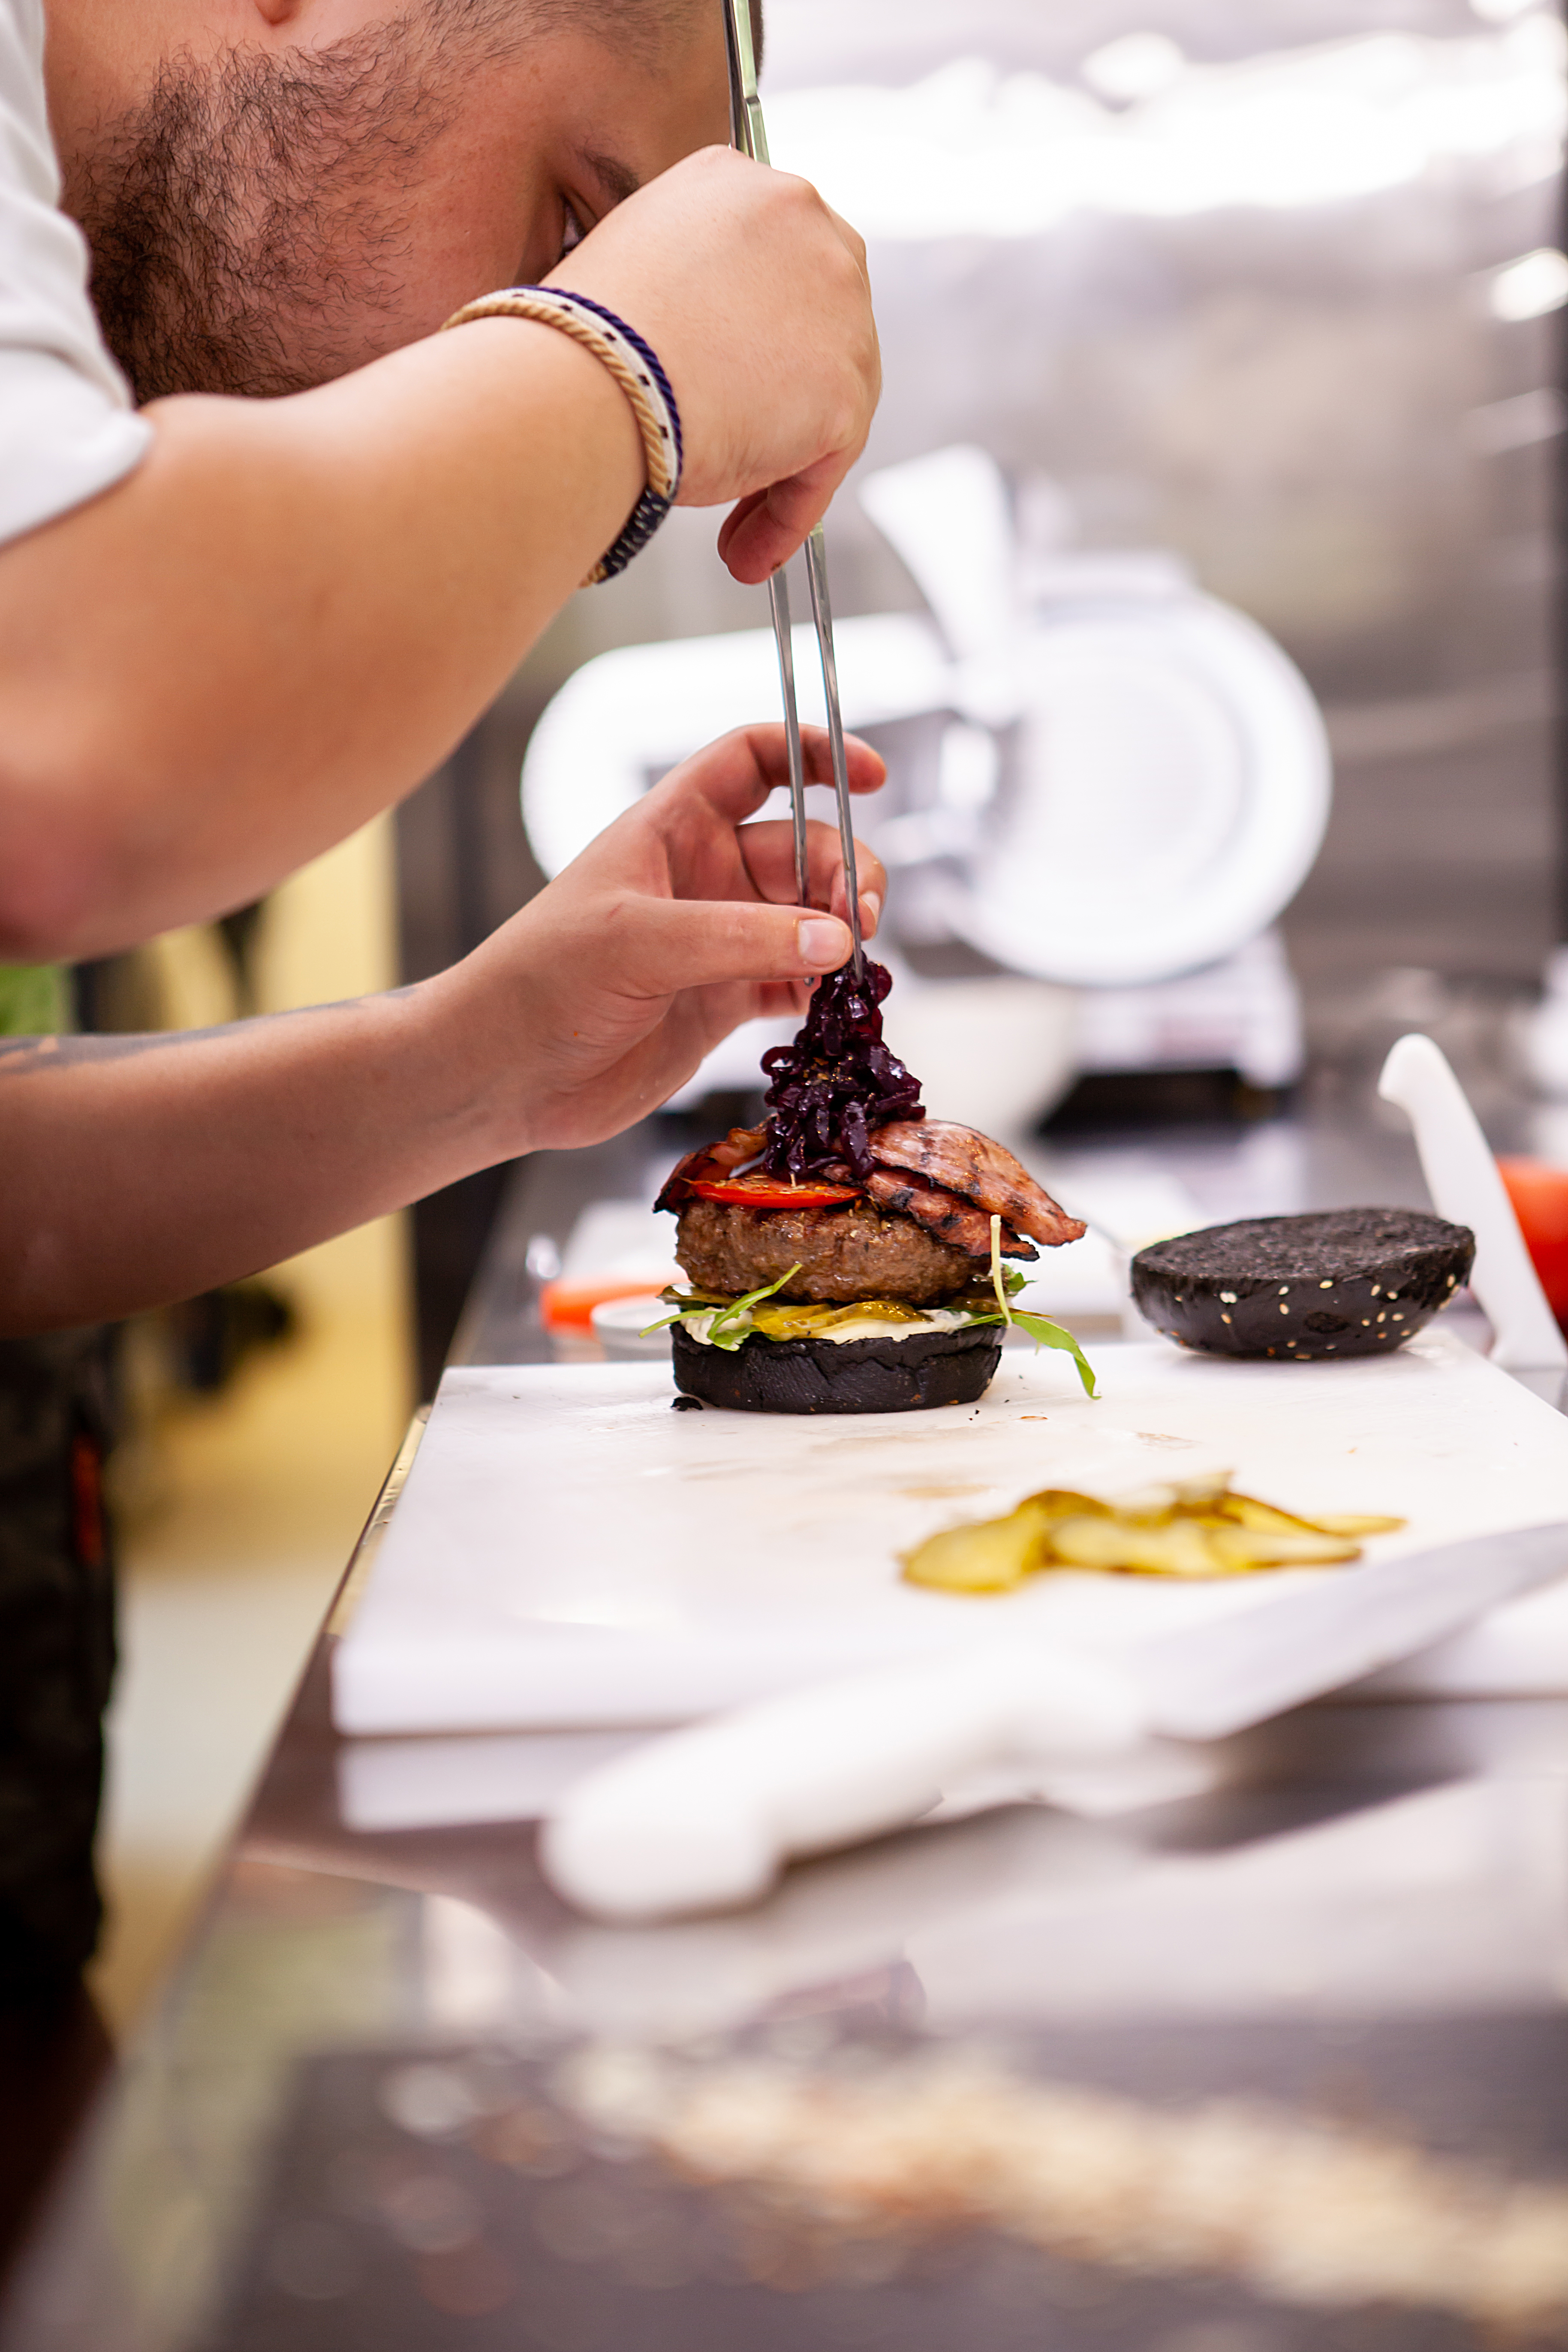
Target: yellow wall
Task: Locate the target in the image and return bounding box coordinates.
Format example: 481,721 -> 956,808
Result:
94,816 -> 415,2033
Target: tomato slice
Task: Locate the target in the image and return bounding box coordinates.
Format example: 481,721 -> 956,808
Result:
687,1172 -> 861,1208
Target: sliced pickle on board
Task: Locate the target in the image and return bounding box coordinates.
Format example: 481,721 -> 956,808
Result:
1049,1515 -> 1225,1578
900,1477 -> 1404,1593
903,1515 -> 1047,1593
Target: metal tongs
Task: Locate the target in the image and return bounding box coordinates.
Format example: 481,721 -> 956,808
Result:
722,0 -> 864,978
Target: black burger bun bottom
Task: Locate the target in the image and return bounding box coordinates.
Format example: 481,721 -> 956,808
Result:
672,1320 -> 1005,1414
1132,1208 -> 1476,1361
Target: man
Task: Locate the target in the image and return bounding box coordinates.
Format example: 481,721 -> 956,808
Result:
0,0 -> 878,953
0,0 -> 882,2033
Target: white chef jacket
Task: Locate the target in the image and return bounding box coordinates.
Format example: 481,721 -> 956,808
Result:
0,0 -> 149,548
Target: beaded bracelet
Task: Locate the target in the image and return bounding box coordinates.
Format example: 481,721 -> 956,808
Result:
440,285 -> 683,583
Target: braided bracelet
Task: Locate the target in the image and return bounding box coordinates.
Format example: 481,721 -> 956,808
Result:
441,285 -> 683,583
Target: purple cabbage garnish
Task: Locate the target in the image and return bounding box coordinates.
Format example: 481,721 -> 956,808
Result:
760,958 -> 924,1183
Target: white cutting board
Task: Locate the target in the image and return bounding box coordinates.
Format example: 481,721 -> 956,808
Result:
334,1325 -> 1568,1735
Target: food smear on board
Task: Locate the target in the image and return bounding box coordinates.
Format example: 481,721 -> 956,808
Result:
653,959 -> 1093,1414
902,1473 -> 1405,1593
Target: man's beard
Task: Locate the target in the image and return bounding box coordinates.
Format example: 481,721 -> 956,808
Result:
70,24 -> 454,402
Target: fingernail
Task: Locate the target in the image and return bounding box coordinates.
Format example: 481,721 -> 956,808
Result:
799,917 -> 847,970
860,890 -> 882,933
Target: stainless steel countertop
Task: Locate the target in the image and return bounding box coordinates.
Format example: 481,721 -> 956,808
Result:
7,1087 -> 1568,2352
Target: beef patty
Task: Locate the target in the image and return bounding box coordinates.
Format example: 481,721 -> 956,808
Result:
676,1197 -> 980,1306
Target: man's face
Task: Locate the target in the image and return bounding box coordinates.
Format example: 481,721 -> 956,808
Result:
52,3 -> 732,402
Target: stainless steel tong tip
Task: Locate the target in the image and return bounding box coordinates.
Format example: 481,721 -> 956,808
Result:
803,530 -> 864,979
723,0 -> 861,976
767,569 -> 810,909
723,0 -> 770,165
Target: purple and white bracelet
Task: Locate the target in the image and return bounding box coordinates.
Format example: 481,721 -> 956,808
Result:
442,284 -> 683,583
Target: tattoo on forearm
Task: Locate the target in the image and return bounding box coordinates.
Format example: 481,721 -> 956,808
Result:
0,1030 -> 217,1073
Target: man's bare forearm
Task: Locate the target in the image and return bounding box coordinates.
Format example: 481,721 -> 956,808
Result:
0,319 -> 641,959
0,727 -> 884,1337
0,986 -> 509,1332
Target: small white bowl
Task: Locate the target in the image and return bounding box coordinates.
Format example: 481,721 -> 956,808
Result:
590,1295 -> 674,1359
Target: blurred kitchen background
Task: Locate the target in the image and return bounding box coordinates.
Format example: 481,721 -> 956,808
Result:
95,0 -> 1568,2020
410,0 -> 1568,1376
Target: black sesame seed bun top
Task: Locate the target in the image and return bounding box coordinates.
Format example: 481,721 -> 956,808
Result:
1132,1208 -> 1475,1362
1144,1208 -> 1471,1286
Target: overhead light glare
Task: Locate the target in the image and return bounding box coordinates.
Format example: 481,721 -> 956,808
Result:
1490,245 -> 1568,319
1082,31 -> 1185,102
766,31 -> 1568,237
1472,0 -> 1538,20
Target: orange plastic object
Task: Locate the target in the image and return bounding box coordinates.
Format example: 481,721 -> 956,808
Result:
1497,1157 -> 1568,1326
539,1277 -> 668,1331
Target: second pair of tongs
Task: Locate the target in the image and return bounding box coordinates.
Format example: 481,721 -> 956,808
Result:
722,0 -> 864,979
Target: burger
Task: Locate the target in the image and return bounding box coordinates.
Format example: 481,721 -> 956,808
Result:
654,959 -> 1092,1413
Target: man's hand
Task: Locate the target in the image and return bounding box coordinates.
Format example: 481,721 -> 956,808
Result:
553,148 -> 880,583
435,723 -> 887,1155
0,725 -> 886,1331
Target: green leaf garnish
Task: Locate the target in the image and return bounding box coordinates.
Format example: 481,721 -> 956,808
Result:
643,1264 -> 804,1350
979,1210 -> 1098,1397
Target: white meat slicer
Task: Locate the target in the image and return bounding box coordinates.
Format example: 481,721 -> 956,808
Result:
521,444 -> 1330,1131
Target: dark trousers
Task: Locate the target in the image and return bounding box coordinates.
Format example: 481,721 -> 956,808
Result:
0,1332 -> 116,1998
0,1335 -> 118,2290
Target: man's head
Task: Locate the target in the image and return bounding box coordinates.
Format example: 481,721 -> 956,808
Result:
49,0 -> 739,402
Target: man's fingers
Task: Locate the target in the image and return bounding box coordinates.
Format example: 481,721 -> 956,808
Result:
716,413 -> 878,580
779,726 -> 885,798
740,818 -> 885,934
715,489 -> 769,571
623,896 -> 853,997
656,724 -> 885,828
719,473 -> 841,584
692,723 -> 885,807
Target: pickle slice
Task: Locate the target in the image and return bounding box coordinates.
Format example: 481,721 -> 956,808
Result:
751,1299 -> 932,1340
900,1477 -> 1403,1593
1308,1513 -> 1407,1539
903,1515 -> 1047,1592
1048,1515 -> 1225,1578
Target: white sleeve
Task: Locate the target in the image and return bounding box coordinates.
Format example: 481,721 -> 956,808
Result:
0,0 -> 150,548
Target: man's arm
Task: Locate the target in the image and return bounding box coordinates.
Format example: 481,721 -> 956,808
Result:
0,726 -> 886,1335
0,150 -> 878,960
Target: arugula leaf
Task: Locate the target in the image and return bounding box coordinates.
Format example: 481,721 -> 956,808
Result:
1003,1310 -> 1099,1396
965,1307 -> 1099,1398
642,1264 -> 804,1350
980,1211 -> 1098,1397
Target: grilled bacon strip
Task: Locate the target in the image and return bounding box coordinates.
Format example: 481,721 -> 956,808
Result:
655,1125 -> 767,1214
865,1169 -> 1038,1262
869,1121 -> 1085,1249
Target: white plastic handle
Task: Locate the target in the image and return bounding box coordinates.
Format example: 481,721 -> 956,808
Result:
1378,1033 -> 1565,1372
540,1644 -> 1147,1922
